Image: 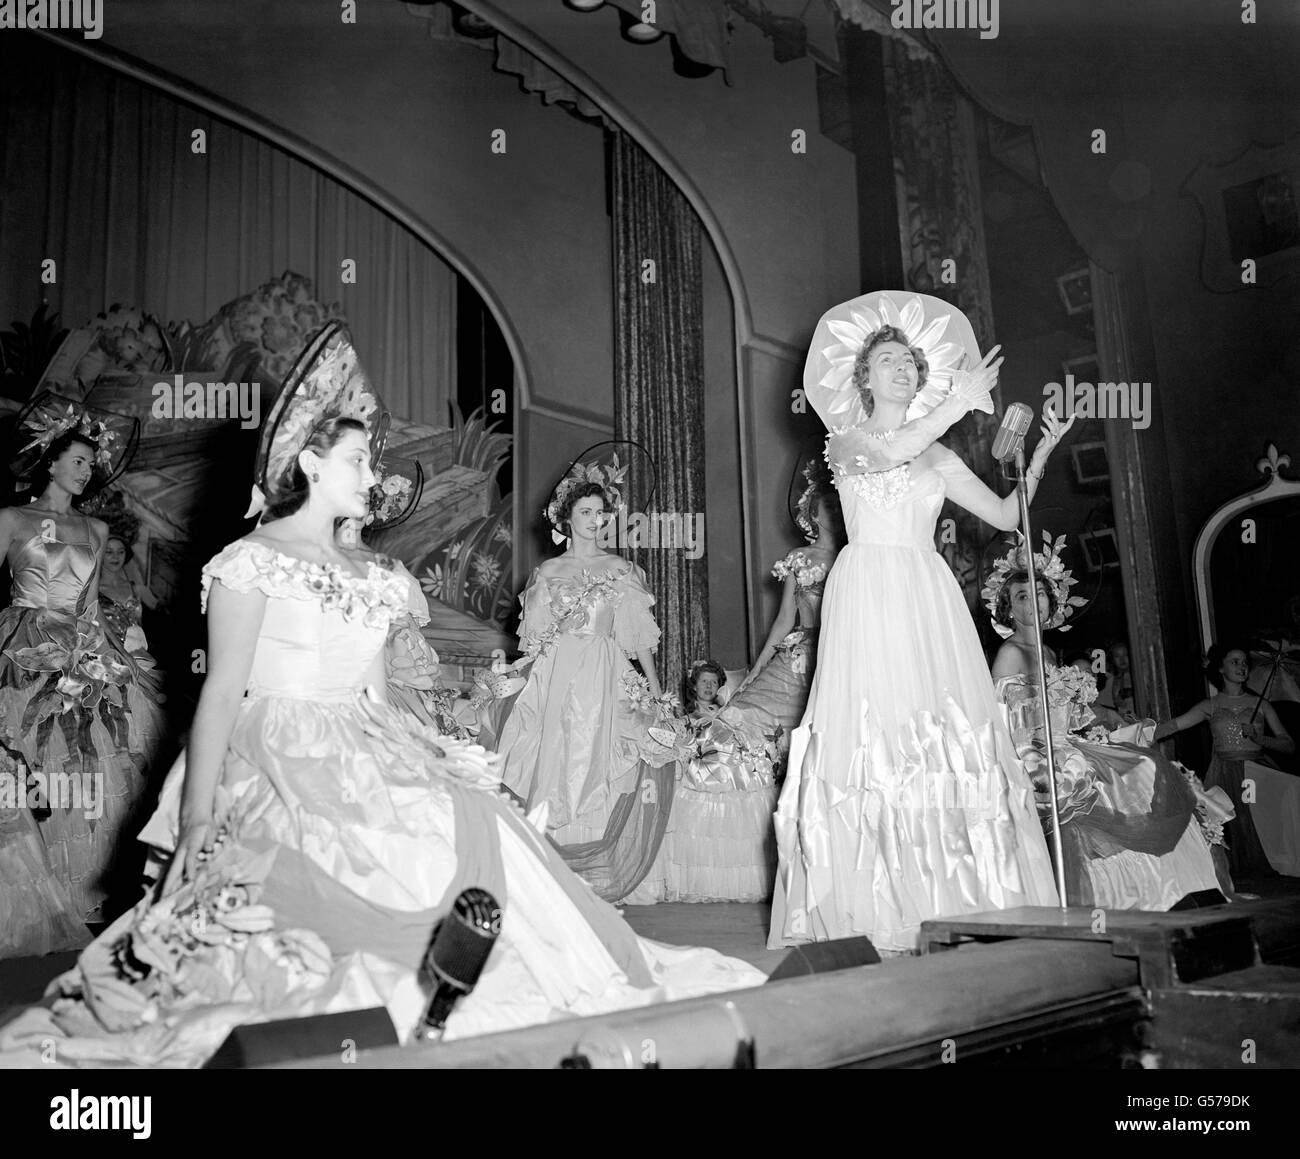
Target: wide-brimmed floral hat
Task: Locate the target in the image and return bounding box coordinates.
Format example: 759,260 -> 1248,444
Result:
803,290 -> 992,430
544,439 -> 656,546
8,390 -> 140,494
246,323 -> 380,520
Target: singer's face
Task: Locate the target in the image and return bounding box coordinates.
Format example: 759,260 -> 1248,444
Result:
867,341 -> 919,404
1008,581 -> 1052,628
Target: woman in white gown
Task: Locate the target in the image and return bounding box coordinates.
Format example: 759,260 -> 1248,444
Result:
0,326 -> 762,1068
770,292 -> 1070,954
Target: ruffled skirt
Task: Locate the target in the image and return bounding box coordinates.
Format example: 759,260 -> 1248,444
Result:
770,542 -> 1058,953
0,690 -> 763,1066
0,605 -> 165,922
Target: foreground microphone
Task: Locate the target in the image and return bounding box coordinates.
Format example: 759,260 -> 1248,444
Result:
414,888 -> 500,1041
991,401 -> 1034,463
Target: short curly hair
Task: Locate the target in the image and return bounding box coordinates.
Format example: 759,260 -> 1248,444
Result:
685,659 -> 727,712
994,570 -> 1060,629
850,325 -> 929,418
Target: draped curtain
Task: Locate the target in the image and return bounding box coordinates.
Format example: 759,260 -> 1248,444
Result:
0,35 -> 455,422
611,130 -> 708,701
882,37 -> 1002,612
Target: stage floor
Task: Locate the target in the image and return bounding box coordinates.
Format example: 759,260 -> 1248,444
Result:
4,875 -> 1298,1030
620,902 -> 787,974
619,872 -> 1300,976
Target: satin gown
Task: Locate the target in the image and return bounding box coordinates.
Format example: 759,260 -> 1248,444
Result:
726,548 -> 826,770
0,541 -> 762,1066
996,672 -> 1221,908
0,510 -> 164,940
497,564 -> 688,865
770,448 -> 1059,953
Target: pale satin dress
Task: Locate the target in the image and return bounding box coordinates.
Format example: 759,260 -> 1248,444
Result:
996,671 -> 1221,909
498,564 -> 678,843
0,540 -> 762,1066
0,509 -> 164,936
770,447 -> 1059,953
726,547 -> 827,769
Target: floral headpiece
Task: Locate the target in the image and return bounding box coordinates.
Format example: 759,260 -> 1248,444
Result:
802,290 -> 993,431
364,456 -> 423,530
19,402 -> 117,472
544,438 -> 657,547
793,456 -> 835,541
247,323 -> 379,521
8,391 -> 138,489
981,530 -> 1088,640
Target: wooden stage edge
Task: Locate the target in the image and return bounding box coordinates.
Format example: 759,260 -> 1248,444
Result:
274,895 -> 1300,1069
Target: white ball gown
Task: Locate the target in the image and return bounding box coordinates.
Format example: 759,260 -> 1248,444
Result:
769,448 -> 1059,953
0,540 -> 763,1067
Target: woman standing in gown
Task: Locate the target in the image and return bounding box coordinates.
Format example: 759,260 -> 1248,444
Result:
986,537 -> 1225,908
1157,643 -> 1295,878
728,462 -> 843,770
770,291 -> 1069,954
0,399 -> 165,945
0,325 -> 762,1068
496,455 -> 690,901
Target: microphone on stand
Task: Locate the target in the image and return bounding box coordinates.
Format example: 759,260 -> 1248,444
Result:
996,401 -> 1068,908
991,401 -> 1034,463
414,888 -> 501,1041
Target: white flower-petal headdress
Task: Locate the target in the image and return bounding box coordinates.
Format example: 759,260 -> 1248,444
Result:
803,290 -> 991,430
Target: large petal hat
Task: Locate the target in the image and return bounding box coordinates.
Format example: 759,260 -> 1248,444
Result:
803,290 -> 989,430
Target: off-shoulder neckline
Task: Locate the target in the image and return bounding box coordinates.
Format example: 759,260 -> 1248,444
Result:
234,537 -> 397,585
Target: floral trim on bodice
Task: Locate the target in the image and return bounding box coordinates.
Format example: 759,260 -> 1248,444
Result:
825,426 -> 912,510
522,568 -> 624,661
771,549 -> 829,593
201,540 -> 410,631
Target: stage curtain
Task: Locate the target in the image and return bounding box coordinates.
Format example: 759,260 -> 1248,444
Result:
882,36 -> 1002,614
610,129 -> 708,703
0,35 -> 455,422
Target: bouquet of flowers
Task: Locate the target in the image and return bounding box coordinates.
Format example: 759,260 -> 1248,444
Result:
63,794 -> 333,1033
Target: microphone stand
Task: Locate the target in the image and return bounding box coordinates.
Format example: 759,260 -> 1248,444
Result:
1014,445 -> 1068,908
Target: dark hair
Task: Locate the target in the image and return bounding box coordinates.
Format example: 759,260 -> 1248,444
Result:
994,570 -> 1060,628
1205,641 -> 1250,691
850,325 -> 929,418
104,533 -> 134,566
29,430 -> 100,499
263,416 -> 368,522
797,480 -> 845,543
560,481 -> 608,535
685,660 -> 727,713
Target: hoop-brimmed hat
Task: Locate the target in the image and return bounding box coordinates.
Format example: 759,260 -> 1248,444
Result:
246,322 -> 379,520
8,390 -> 140,493
544,439 -> 656,545
803,290 -> 992,430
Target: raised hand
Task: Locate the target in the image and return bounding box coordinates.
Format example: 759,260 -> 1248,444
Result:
1029,402 -> 1077,474
949,345 -> 1004,408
